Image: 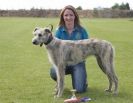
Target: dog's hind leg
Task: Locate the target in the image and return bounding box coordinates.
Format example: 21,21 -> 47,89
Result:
109,61 -> 118,95
107,48 -> 118,95
105,73 -> 113,92
113,75 -> 118,95
96,55 -> 113,93
96,47 -> 118,95
96,55 -> 106,74
106,67 -> 118,95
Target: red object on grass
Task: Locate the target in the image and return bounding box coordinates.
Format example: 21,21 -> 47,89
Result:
64,98 -> 80,103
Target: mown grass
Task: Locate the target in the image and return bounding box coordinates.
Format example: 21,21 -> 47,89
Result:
0,17 -> 133,103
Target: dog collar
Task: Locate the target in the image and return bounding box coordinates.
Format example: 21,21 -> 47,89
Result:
44,33 -> 53,45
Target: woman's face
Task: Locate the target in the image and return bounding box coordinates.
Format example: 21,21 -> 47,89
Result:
63,9 -> 75,25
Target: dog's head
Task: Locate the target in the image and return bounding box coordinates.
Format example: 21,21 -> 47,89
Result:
32,25 -> 53,46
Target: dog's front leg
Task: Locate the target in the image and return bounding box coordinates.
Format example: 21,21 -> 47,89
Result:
55,64 -> 65,98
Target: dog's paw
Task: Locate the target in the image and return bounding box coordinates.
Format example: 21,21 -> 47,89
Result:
104,89 -> 112,93
54,94 -> 61,98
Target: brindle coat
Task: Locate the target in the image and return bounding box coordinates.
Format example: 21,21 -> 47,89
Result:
32,26 -> 118,97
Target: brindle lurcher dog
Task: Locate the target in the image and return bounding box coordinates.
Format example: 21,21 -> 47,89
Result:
32,25 -> 118,98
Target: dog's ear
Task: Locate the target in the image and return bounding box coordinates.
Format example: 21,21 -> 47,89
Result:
34,27 -> 39,32
47,24 -> 53,32
49,24 -> 53,31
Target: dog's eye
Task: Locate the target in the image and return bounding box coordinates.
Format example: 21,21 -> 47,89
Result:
38,33 -> 42,37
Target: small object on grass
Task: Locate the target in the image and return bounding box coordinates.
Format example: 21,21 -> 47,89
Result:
64,89 -> 92,103
64,98 -> 80,103
80,97 -> 91,102
70,89 -> 77,98
64,89 -> 80,103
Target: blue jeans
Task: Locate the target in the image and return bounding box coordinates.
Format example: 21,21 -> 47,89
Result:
50,62 -> 88,93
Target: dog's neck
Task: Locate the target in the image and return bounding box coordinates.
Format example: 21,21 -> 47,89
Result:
44,33 -> 53,45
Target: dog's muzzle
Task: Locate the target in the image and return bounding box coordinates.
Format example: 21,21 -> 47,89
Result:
32,39 -> 43,47
32,38 -> 39,45
32,40 -> 38,45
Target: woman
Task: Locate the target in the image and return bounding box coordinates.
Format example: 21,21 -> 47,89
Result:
50,5 -> 89,93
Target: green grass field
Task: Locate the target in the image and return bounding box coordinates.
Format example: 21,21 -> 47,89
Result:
0,17 -> 133,103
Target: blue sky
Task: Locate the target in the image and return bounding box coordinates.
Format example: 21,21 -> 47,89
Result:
0,0 -> 132,10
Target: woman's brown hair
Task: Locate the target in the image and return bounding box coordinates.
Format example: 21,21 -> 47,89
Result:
58,5 -> 80,27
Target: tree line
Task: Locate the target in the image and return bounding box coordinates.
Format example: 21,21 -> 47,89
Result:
112,2 -> 130,10
0,9 -> 133,18
0,2 -> 132,18
76,2 -> 131,10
